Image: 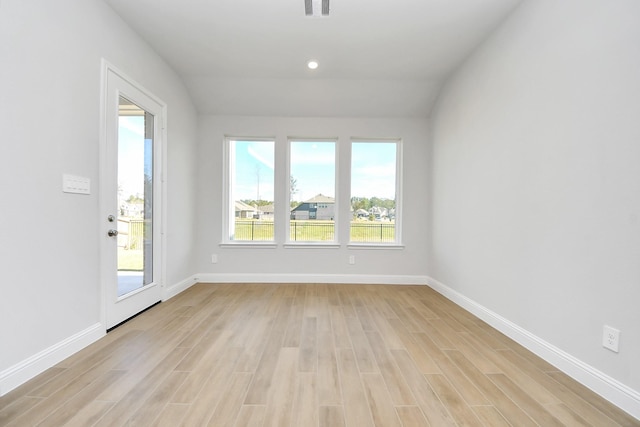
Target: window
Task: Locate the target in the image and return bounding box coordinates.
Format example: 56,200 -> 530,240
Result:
350,140 -> 401,244
226,139 -> 275,241
223,137 -> 402,247
289,140 -> 336,242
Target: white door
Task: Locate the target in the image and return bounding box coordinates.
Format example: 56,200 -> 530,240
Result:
101,63 -> 165,330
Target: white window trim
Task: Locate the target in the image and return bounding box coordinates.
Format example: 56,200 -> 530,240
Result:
220,135 -> 403,249
283,243 -> 341,249
347,243 -> 405,250
219,242 -> 278,249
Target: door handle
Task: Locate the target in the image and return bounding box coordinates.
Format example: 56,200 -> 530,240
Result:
107,229 -> 119,237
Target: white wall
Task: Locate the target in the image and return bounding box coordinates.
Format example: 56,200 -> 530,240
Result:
430,0 -> 640,408
0,0 -> 197,390
195,115 -> 430,281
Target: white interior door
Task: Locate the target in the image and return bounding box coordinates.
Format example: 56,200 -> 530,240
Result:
101,63 -> 165,330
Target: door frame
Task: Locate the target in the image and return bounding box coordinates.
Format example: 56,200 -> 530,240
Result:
99,59 -> 167,330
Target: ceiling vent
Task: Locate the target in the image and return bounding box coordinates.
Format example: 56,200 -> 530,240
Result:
305,0 -> 329,17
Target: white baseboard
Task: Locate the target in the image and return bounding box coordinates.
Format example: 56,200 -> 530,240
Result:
163,274 -> 199,301
5,275 -> 635,420
0,273 -> 199,397
425,276 -> 640,421
194,273 -> 430,286
0,323 -> 104,397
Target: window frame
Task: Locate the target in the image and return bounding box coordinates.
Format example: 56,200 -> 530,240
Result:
348,138 -> 404,248
285,138 -> 340,247
221,136 -> 277,247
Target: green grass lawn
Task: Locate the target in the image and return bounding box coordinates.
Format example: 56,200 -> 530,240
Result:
119,220 -> 395,270
233,220 -> 275,241
233,220 -> 395,242
118,247 -> 143,271
349,221 -> 395,242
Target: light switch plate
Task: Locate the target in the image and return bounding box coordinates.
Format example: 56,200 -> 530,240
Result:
63,174 -> 91,195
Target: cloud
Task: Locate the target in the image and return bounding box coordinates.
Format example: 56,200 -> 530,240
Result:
247,145 -> 275,170
235,181 -> 274,200
118,117 -> 145,137
351,178 -> 395,199
353,164 -> 395,177
291,142 -> 335,164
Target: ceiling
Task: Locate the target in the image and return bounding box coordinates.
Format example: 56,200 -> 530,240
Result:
105,0 -> 522,117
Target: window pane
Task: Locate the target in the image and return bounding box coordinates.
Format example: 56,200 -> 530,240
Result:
289,141 -> 336,242
117,96 -> 154,296
229,140 -> 275,241
350,142 -> 397,243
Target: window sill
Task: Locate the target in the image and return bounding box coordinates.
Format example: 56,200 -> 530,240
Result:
219,242 -> 277,249
347,243 -> 405,250
218,242 -> 403,250
283,243 -> 341,249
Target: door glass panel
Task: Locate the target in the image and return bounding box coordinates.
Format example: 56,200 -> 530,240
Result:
117,96 -> 154,296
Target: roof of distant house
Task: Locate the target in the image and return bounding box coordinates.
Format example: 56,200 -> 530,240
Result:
304,194 -> 335,203
260,204 -> 275,213
235,200 -> 257,211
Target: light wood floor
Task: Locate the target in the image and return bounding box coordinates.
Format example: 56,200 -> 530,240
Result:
1,283 -> 638,426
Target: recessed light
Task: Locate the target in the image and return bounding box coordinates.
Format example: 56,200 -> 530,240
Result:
307,60 -> 319,70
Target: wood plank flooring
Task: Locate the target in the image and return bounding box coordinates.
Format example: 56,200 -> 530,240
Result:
1,283 -> 638,426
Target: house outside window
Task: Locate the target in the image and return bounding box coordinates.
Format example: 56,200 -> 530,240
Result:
289,141 -> 336,242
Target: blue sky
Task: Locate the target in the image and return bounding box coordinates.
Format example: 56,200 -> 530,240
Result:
232,140 -> 396,203
351,142 -> 396,199
232,140 -> 276,201
290,141 -> 335,202
118,116 -> 147,199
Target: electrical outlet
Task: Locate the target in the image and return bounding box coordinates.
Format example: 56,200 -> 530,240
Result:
211,254 -> 218,264
602,325 -> 620,353
349,255 -> 355,265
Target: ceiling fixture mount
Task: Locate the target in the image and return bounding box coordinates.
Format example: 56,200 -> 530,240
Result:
307,60 -> 319,70
305,0 -> 329,17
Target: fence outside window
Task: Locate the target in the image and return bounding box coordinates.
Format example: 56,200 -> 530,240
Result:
232,220 -> 395,242
349,222 -> 395,242
233,220 -> 275,241
290,220 -> 335,241
117,218 -> 145,249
